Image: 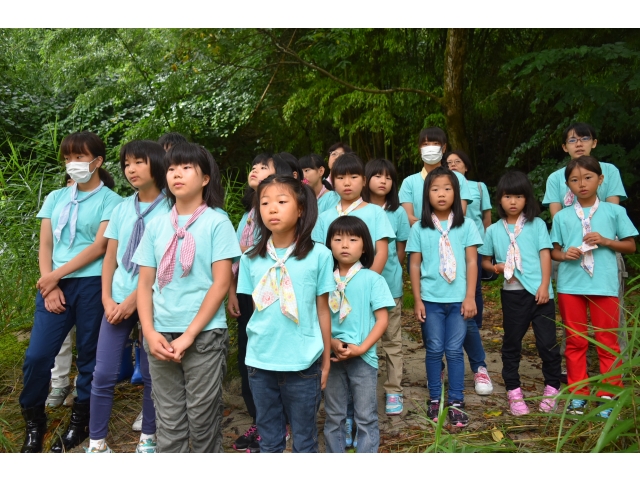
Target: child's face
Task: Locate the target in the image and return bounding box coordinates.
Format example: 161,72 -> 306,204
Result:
368,171 -> 392,198
562,130 -> 597,159
500,194 -> 526,220
248,161 -> 276,190
303,167 -> 324,188
331,232 -> 364,266
124,155 -> 154,190
334,173 -> 365,202
445,154 -> 466,175
428,175 -> 455,214
328,148 -> 345,169
566,167 -> 603,200
166,163 -> 209,200
259,184 -> 301,235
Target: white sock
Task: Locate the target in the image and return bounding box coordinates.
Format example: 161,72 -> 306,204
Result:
139,433 -> 156,443
89,438 -> 106,450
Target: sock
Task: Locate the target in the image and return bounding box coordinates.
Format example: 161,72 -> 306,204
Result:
139,433 -> 156,443
89,438 -> 106,451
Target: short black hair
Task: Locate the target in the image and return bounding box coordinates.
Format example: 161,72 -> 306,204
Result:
328,142 -> 353,156
362,158 -> 400,211
274,152 -> 302,181
421,166 -> 464,229
326,216 -> 375,269
418,127 -> 448,147
158,132 -> 188,150
330,153 -> 365,183
442,150 -> 472,178
300,153 -> 332,190
564,155 -> 602,181
495,171 -> 540,222
241,153 -> 294,212
164,143 -> 224,209
59,131 -> 111,188
119,140 -> 167,191
247,175 -> 317,261
562,123 -> 597,144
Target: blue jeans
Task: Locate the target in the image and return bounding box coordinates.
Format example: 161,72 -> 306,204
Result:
20,277 -> 103,408
420,301 -> 467,402
463,251 -> 487,373
324,357 -> 379,453
248,359 -> 322,453
90,312 -> 155,439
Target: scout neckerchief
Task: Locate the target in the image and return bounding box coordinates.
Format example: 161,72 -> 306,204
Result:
432,212 -> 457,283
502,213 -> 526,281
336,198 -> 363,216
574,197 -> 600,277
54,181 -> 104,248
328,261 -> 362,323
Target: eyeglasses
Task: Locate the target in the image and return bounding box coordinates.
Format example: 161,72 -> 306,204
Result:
566,136 -> 592,144
447,159 -> 463,166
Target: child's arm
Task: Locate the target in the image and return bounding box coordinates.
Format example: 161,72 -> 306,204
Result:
605,195 -> 620,205
461,246 -> 478,319
170,259 -> 233,362
549,203 -> 562,219
402,203 -> 419,226
370,239 -> 389,274
583,233 -> 636,254
551,242 -> 583,262
396,240 -> 407,266
138,265 -> 175,361
101,238 -> 119,322
38,219 -> 66,314
410,252 -> 426,322
341,308 -> 389,360
481,255 -> 502,274
461,200 -> 468,216
37,220 -> 110,298
535,249 -> 551,305
482,210 -> 492,231
227,275 -> 241,318
316,293 -> 332,390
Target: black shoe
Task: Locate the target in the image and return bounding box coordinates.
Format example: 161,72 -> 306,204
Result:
50,401 -> 90,453
246,434 -> 261,453
21,406 -> 47,453
447,401 -> 469,428
233,424 -> 257,451
427,399 -> 441,423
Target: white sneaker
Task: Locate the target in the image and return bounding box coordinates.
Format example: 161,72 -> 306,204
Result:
474,367 -> 494,395
132,410 -> 143,431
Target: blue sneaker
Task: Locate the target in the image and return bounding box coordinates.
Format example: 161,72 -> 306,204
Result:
345,417 -> 354,448
566,399 -> 587,415
385,394 -> 403,416
596,396 -> 613,419
353,431 -> 358,449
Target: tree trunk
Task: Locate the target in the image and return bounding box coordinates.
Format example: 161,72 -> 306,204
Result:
442,28 -> 470,153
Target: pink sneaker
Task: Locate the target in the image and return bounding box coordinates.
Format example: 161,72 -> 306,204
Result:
507,388 -> 530,416
539,385 -> 559,413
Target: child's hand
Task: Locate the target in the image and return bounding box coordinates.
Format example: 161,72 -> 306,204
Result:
461,297 -> 477,319
563,247 -> 583,261
147,331 -> 175,361
105,296 -> 137,325
43,287 -> 66,314
583,232 -> 609,248
170,333 -> 195,363
534,285 -> 549,305
227,293 -> 241,318
414,303 -> 426,323
103,297 -> 118,321
36,271 -> 61,298
494,263 -> 505,275
321,366 -> 329,390
330,338 -> 350,361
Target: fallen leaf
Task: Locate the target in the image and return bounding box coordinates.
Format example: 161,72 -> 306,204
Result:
483,410 -> 503,418
491,428 -> 504,442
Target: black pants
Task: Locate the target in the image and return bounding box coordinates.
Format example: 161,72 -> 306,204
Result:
500,289 -> 562,391
237,293 -> 257,422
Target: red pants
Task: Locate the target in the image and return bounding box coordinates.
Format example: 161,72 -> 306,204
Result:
557,294 -> 622,396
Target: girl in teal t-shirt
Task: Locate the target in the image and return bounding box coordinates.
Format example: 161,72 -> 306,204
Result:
362,158 -> 410,416
323,216 -> 395,453
237,175 -> 334,453
406,166 -> 483,429
300,153 -> 337,215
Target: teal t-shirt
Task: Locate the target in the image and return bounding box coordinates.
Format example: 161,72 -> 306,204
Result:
318,190 -> 340,215
381,207 -> 411,298
132,208 -> 241,332
550,202 -> 638,297
542,162 -> 627,207
406,219 -> 483,303
312,203 -> 396,248
330,268 -> 395,369
466,180 -> 491,240
398,170 -> 473,221
37,186 -> 123,278
103,194 -> 172,303
237,243 -> 336,371
479,217 -> 554,298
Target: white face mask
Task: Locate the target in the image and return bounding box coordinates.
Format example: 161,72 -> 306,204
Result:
420,146 -> 443,165
66,157 -> 99,184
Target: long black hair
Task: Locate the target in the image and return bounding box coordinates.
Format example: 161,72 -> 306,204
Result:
420,166 -> 465,229
119,140 -> 167,191
362,158 -> 400,211
300,153 -> 333,190
326,216 -> 375,269
164,143 -> 224,209
274,152 -> 303,181
241,153 -> 294,212
247,175 -> 317,260
495,171 -> 540,221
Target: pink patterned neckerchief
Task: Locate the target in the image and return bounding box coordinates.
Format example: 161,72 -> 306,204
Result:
317,185 -> 329,199
574,198 -> 600,277
157,203 -> 208,292
328,262 -> 362,323
252,238 -> 299,324
240,208 -> 256,249
431,212 -> 457,283
337,198 -> 363,216
563,190 -> 575,207
502,213 -> 527,281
